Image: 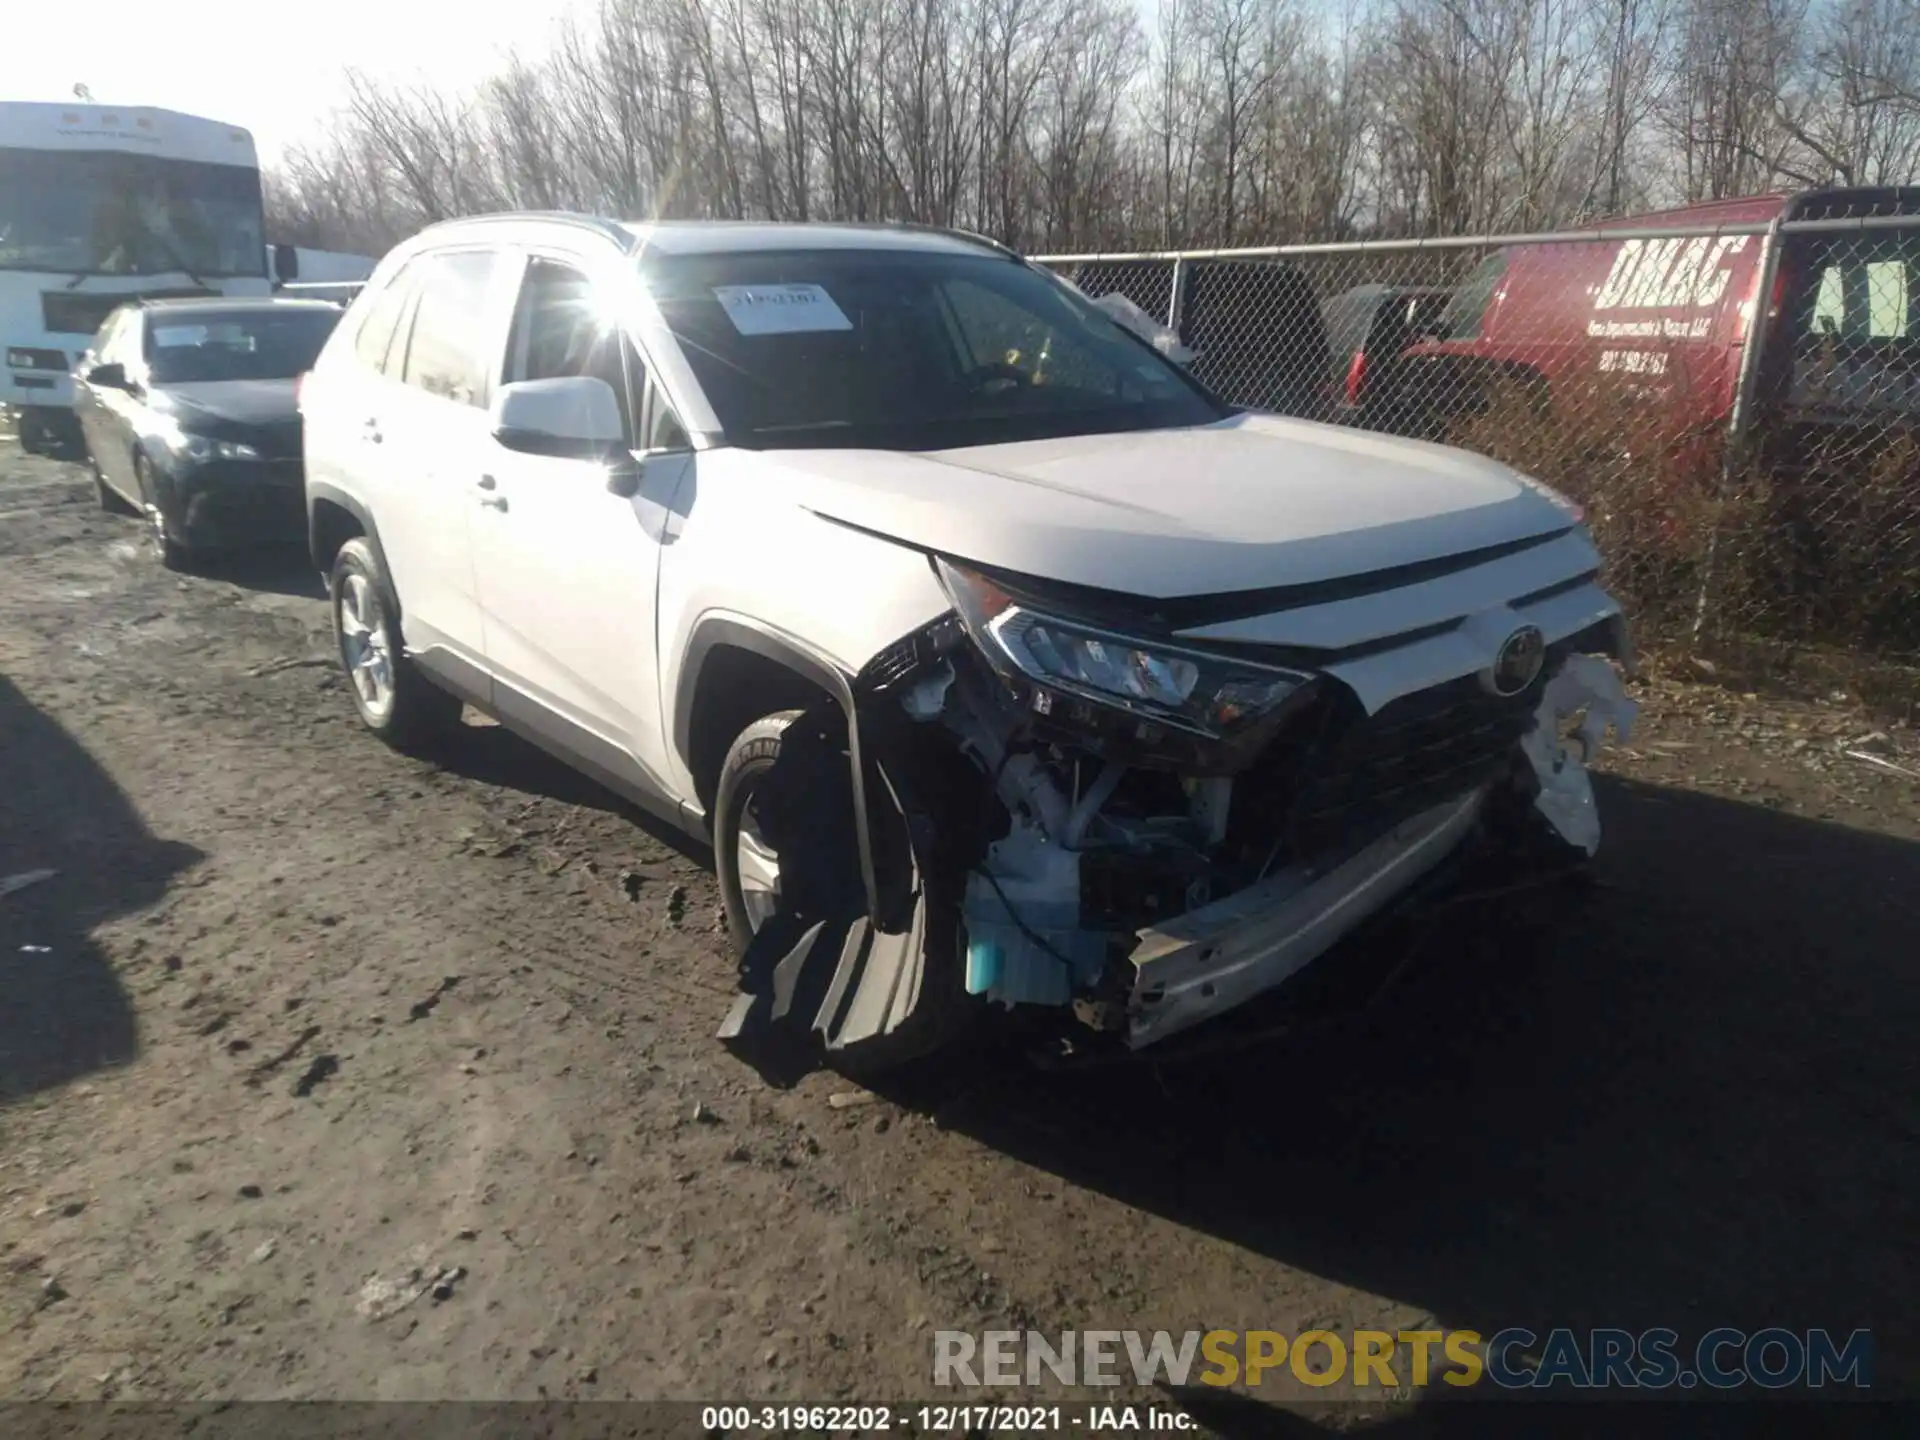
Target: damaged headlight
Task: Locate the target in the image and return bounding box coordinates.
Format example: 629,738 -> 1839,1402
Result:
937,559 -> 1311,739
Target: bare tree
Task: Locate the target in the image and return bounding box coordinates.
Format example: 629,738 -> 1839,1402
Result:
1661,0 -> 1806,200
263,0 -> 1907,259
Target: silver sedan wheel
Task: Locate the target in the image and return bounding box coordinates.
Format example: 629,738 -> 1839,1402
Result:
734,792 -> 781,932
337,572 -> 396,722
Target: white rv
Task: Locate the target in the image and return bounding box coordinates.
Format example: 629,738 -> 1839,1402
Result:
0,102 -> 272,454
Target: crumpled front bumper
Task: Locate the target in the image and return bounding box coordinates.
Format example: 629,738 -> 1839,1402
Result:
1127,786 -> 1487,1048
1125,655 -> 1637,1050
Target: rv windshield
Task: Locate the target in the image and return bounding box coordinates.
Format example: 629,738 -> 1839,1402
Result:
0,148 -> 266,279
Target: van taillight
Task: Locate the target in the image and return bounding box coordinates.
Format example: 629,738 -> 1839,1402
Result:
1344,349 -> 1368,406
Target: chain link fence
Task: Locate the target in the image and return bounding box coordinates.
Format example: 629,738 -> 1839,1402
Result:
1039,216 -> 1920,668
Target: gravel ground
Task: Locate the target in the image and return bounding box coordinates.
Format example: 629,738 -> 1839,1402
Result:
1,436 -> 1916,1429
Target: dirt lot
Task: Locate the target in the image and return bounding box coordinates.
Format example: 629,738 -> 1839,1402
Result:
1,435 -> 1917,1428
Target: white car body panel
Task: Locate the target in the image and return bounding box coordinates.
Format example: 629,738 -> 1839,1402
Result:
1176,529 -> 1603,651
652,447 -> 954,800
330,357 -> 492,667
1317,583 -> 1623,714
473,445 -> 690,786
764,412 -> 1575,599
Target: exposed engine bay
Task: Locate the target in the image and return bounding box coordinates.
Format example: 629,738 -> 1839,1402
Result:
720,557 -> 1636,1070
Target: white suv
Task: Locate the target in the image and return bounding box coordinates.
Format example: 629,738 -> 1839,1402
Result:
302,214 -> 1635,1071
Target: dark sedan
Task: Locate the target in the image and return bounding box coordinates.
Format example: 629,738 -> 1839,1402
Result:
74,298 -> 341,569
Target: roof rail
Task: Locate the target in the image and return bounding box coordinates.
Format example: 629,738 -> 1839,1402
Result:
415,211 -> 638,252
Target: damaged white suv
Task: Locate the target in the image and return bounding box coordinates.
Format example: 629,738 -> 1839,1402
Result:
302,215 -> 1635,1070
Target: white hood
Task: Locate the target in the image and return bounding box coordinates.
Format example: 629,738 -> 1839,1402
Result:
767,412 -> 1579,598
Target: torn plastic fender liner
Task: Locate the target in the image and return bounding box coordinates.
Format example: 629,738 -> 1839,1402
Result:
1522,654 -> 1638,856
1128,788 -> 1487,1049
719,905 -> 938,1055
717,698 -> 954,1060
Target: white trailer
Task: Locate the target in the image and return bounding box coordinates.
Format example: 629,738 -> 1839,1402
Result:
270,246 -> 376,285
0,102 -> 271,454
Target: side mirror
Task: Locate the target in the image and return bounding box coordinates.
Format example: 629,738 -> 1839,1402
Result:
272,244 -> 300,284
489,377 -> 628,461
86,362 -> 128,389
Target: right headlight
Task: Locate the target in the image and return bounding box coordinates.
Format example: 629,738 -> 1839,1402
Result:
936,558 -> 1312,740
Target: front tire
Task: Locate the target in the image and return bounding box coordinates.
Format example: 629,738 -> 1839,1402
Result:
329,536 -> 461,750
713,709 -> 975,1076
93,459 -> 137,516
134,455 -> 194,571
714,711 -> 801,948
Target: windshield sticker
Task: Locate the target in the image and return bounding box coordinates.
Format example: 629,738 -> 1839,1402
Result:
713,283 -> 852,335
151,325 -> 209,347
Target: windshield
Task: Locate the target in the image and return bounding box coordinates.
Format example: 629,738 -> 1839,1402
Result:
145,309 -> 338,384
0,148 -> 266,278
645,249 -> 1225,449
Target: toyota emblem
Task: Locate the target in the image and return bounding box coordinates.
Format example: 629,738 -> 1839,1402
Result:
1484,625 -> 1546,697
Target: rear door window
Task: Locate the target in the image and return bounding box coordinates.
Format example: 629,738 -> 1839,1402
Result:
399,251 -> 499,406
1803,251 -> 1915,341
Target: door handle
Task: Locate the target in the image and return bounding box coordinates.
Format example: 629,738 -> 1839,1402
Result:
478,496 -> 509,512
477,474 -> 497,490
361,417 -> 383,444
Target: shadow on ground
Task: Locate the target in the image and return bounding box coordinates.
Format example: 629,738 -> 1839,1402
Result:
895,775 -> 1920,1415
193,543 -> 327,601
430,718 -> 713,862
0,674 -> 203,1100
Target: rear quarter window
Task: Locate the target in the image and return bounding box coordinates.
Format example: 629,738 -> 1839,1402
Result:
400,251 -> 500,407
351,265 -> 416,376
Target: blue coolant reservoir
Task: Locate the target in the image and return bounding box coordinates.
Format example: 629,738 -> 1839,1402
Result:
962,832 -> 1105,1007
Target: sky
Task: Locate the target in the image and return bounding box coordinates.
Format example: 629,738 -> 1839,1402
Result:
5,0 -> 590,162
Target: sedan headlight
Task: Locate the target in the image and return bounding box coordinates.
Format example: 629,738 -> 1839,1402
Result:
154,420 -> 260,462
937,559 -> 1311,739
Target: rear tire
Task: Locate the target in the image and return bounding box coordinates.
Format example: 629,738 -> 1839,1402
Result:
329,536 -> 461,750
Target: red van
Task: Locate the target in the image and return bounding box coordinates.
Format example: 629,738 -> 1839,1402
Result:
1393,186 -> 1920,462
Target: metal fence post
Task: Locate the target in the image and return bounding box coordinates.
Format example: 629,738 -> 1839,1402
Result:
1692,217 -> 1784,648
1727,215 -> 1785,455
1167,256 -> 1188,335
